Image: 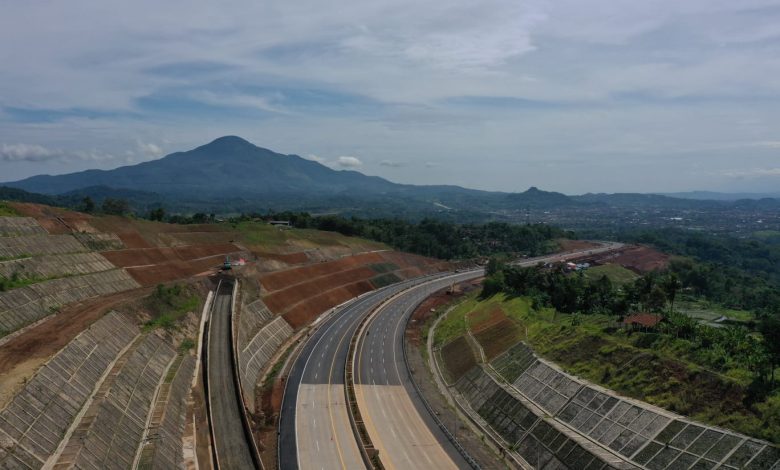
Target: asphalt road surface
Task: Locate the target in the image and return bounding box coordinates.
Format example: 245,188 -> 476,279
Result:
279,275 -> 448,470
353,245 -> 624,470
354,272 -> 483,470
207,285 -> 258,470
280,242 -> 622,470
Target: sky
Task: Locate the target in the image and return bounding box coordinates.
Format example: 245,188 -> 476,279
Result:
1,0 -> 780,194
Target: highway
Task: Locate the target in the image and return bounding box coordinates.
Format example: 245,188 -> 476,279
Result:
352,245 -> 624,469
278,276 -> 449,470
354,272 -> 483,470
206,282 -> 258,469
280,243 -> 623,470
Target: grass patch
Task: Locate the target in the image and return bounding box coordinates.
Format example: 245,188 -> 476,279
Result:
262,341 -> 295,392
0,272 -> 72,291
371,272 -> 402,288
583,263 -> 639,285
676,298 -> 755,323
143,283 -> 200,331
231,221 -> 386,252
0,202 -> 19,216
370,262 -> 399,274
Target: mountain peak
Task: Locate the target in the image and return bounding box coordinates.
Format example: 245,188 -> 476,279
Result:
203,135 -> 255,149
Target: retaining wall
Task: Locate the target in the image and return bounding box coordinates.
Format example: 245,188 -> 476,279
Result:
0,311 -> 138,468
486,342 -> 780,469
0,269 -> 140,334
455,366 -> 637,470
55,333 -> 176,470
0,234 -> 86,258
237,299 -> 275,352
0,252 -> 116,280
237,301 -> 293,410
141,355 -> 196,470
0,217 -> 47,238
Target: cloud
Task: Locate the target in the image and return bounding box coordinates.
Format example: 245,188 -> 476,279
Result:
751,141 -> 780,149
336,156 -> 362,168
0,142 -> 119,164
424,162 -> 438,168
0,143 -> 57,162
304,153 -> 327,164
137,141 -> 164,157
723,167 -> 780,178
379,160 -> 403,167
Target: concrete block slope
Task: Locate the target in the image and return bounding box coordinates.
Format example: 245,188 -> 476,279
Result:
0,234 -> 86,258
53,333 -> 176,470
138,355 -> 196,470
0,269 -> 140,334
0,217 -> 47,238
488,342 -> 780,470
238,315 -> 293,409
0,252 -> 116,280
0,311 -> 138,468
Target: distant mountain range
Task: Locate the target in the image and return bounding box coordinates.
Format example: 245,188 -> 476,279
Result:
3,136 -> 778,217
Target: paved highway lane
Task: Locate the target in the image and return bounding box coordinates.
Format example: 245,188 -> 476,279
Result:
207,286 -> 258,469
279,276 -> 449,470
353,245 -> 624,470
354,272 -> 483,470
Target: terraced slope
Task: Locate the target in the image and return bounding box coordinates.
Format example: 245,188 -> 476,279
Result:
447,342 -> 780,469
53,333 -> 177,469
0,311 -> 138,468
259,250 -> 448,328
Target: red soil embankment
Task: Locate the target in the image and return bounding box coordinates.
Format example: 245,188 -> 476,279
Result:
103,243 -> 242,285
594,245 -> 670,273
260,251 -> 451,330
260,251 -> 386,292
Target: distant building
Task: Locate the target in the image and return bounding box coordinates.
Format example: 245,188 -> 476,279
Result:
269,220 -> 292,227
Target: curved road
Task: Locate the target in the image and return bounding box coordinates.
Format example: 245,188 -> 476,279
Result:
279,275 -> 452,470
280,243 -> 623,470
207,283 -> 258,469
354,271 -> 482,470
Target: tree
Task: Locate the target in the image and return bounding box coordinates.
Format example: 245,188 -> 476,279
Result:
101,198 -> 130,215
663,273 -> 682,314
81,196 -> 95,213
647,285 -> 668,313
486,256 -> 505,277
759,316 -> 780,386
149,207 -> 165,221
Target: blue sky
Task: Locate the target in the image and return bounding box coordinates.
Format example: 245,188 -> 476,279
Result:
1,0 -> 780,193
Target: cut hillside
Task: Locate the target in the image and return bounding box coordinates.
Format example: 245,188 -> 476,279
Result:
588,244 -> 670,273
259,250 -> 450,328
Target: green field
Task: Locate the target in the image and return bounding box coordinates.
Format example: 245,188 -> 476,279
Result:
676,298 -> 755,324
583,264 -> 639,285
232,221 -> 387,251
0,202 -> 19,217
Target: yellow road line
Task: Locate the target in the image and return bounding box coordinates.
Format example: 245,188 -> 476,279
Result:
327,316 -> 358,470
356,302 -> 399,470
